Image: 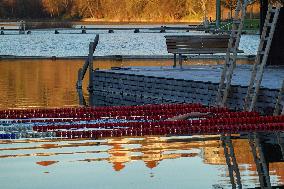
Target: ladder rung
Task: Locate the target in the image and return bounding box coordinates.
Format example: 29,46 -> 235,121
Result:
258,51 -> 265,55
230,33 -> 239,38
264,37 -> 271,41
233,19 -> 241,24
235,8 -> 241,12
266,23 -> 273,27
269,8 -> 278,13
231,30 -> 238,34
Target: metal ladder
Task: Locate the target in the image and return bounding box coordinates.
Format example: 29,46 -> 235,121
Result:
279,103 -> 284,159
273,80 -> 284,116
216,0 -> 251,106
243,5 -> 281,112
221,135 -> 242,189
276,132 -> 284,160
274,81 -> 284,160
249,133 -> 272,189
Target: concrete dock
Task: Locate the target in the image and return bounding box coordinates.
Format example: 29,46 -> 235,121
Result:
90,65 -> 284,113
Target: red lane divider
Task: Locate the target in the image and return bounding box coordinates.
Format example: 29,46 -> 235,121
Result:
5,110 -> 259,124
0,103 -> 204,115
33,115 -> 284,132
0,108 -> 211,119
3,103 -> 283,140
54,122 -> 284,139
0,104 -> 232,119
0,106 -> 253,120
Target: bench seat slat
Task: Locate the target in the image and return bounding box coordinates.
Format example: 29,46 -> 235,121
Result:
165,35 -> 230,39
167,44 -> 229,49
167,49 -> 243,54
164,35 -> 243,68
168,49 -> 228,54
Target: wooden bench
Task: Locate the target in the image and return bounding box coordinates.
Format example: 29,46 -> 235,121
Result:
165,35 -> 241,68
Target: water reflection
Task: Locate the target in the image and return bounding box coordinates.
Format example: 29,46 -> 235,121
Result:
0,59 -> 253,109
36,161 -> 59,167
0,133 -> 283,188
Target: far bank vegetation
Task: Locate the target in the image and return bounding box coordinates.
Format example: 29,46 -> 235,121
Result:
0,0 -> 260,22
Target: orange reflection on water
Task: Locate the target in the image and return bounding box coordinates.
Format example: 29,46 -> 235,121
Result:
0,59 -> 88,109
0,135 -> 283,185
36,161 -> 59,167
0,58 -> 253,109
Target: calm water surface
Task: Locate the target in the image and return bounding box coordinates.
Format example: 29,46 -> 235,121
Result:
0,59 -> 172,109
0,134 -> 283,189
0,59 -> 253,109
0,59 -> 283,189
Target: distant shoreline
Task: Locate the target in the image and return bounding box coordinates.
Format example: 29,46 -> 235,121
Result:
0,19 -> 201,26
0,55 -> 255,61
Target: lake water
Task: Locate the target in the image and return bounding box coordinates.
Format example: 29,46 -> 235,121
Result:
0,28 -> 259,57
0,58 -> 254,109
0,58 -> 283,189
0,25 -> 283,189
0,134 -> 283,189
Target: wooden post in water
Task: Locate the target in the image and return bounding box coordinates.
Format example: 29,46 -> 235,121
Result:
77,68 -> 83,89
76,35 -> 99,90
19,20 -> 26,34
216,0 -> 221,28
0,27 -> 4,35
77,88 -> 87,106
88,42 -> 95,92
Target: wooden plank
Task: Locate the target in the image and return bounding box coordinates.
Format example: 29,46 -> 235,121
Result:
167,49 -> 229,54
164,35 -> 237,57
165,35 -> 230,39
167,49 -> 243,54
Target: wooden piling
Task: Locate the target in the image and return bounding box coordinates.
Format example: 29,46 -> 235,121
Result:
77,68 -> 83,89
76,35 -> 100,91
160,26 -> 166,33
88,42 -> 95,92
19,20 -> 26,35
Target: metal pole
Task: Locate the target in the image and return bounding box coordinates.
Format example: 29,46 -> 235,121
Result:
216,0 -> 221,28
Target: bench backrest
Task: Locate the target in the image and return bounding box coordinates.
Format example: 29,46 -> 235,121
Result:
165,35 -> 232,54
